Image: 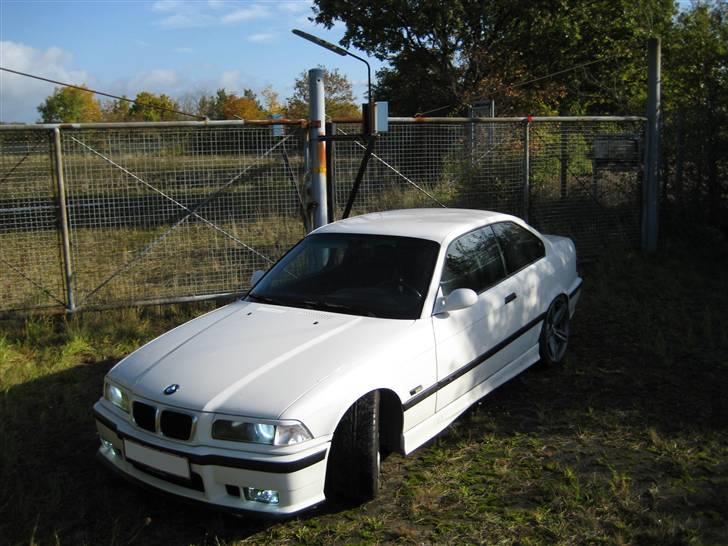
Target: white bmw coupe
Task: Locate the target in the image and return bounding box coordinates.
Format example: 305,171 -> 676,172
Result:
94,209 -> 582,515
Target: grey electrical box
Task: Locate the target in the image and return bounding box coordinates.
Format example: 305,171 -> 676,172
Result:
375,101 -> 388,133
271,113 -> 284,137
362,101 -> 389,134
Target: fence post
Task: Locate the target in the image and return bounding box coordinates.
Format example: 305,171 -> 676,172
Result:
467,104 -> 475,165
325,121 -> 337,223
308,68 -> 328,230
488,99 -> 495,149
642,37 -> 661,253
523,119 -> 530,222
560,116 -> 569,200
53,127 -> 75,312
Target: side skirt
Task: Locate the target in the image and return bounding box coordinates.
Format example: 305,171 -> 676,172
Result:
402,344 -> 540,454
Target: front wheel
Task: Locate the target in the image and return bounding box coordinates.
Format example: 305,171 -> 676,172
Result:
324,391 -> 380,504
539,295 -> 570,365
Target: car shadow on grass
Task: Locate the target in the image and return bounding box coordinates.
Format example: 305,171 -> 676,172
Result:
0,358 -> 283,545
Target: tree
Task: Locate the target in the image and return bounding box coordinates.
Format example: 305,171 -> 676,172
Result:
286,67 -> 360,119
222,90 -> 265,119
128,92 -> 181,121
194,89 -> 229,120
662,1 -> 728,223
100,97 -> 132,122
37,86 -> 102,122
261,84 -> 285,116
312,0 -> 675,116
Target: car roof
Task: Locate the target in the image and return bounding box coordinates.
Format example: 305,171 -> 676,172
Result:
312,208 -> 518,244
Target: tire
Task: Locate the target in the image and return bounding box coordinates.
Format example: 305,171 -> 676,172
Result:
539,295 -> 570,365
324,391 -> 380,504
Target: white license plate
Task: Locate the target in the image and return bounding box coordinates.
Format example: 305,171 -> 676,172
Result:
124,439 -> 191,479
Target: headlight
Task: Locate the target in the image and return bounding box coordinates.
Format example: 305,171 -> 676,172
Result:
212,419 -> 312,445
104,381 -> 129,412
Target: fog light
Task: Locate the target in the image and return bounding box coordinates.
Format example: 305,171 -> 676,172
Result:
101,438 -> 117,457
244,487 -> 279,505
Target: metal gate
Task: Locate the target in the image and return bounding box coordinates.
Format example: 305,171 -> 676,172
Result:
1,121 -> 308,313
1,116 -> 645,315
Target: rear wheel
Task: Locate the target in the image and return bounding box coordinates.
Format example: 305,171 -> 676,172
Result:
539,296 -> 570,364
325,391 -> 380,504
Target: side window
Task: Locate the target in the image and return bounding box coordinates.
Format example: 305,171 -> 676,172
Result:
492,222 -> 545,273
441,226 -> 506,296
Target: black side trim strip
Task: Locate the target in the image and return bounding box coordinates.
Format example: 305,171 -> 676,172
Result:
93,410 -> 326,474
403,312 -> 546,411
569,279 -> 583,299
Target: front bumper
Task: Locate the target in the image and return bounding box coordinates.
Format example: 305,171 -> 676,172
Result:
93,402 -> 329,515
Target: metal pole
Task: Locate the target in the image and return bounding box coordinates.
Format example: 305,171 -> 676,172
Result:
53,128 -> 75,312
560,113 -> 569,200
523,120 -> 530,222
488,99 -> 495,149
342,136 -> 376,219
467,104 -> 474,165
642,37 -> 660,253
308,68 -> 328,230
300,128 -> 312,233
326,121 -> 337,223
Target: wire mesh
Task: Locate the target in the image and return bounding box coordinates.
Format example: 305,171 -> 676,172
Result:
333,119 -> 643,258
0,130 -> 67,311
60,125 -> 306,308
0,117 -> 644,314
332,121 -> 525,217
528,120 -> 644,256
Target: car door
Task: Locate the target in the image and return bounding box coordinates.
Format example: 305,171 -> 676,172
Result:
491,221 -> 548,355
432,225 -> 526,412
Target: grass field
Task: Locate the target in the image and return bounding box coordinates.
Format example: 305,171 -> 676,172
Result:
1,225 -> 727,545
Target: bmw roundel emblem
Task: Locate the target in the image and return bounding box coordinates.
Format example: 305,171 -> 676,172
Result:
163,384 -> 180,395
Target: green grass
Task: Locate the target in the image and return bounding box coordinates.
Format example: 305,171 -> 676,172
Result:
1,227 -> 727,545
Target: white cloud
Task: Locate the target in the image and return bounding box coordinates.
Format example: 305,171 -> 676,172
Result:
150,1 -> 275,28
175,47 -> 193,53
158,13 -> 215,29
219,69 -> 242,90
151,0 -> 185,13
0,41 -> 91,122
221,4 -> 270,24
216,69 -> 264,94
246,32 -> 276,43
129,68 -> 181,91
278,1 -> 313,14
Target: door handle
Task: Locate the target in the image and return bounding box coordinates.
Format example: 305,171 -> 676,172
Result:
505,292 -> 517,304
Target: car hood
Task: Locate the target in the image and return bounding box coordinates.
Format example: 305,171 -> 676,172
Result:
109,300 -> 417,418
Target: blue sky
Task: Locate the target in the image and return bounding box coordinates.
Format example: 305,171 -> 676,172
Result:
0,0 -> 384,122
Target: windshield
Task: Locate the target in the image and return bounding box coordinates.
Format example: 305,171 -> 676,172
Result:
247,233 -> 440,319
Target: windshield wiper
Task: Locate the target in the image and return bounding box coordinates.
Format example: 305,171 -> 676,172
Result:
300,299 -> 378,318
247,293 -> 288,306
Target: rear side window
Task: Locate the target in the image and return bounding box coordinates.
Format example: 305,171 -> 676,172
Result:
492,222 -> 545,273
441,226 -> 506,296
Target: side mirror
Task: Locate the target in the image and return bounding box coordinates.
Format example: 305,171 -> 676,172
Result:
250,270 -> 265,286
438,288 -> 478,314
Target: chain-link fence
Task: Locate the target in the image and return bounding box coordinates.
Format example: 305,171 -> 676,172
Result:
331,117 -> 644,258
1,121 -> 308,313
1,117 -> 645,314
0,130 -> 65,311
